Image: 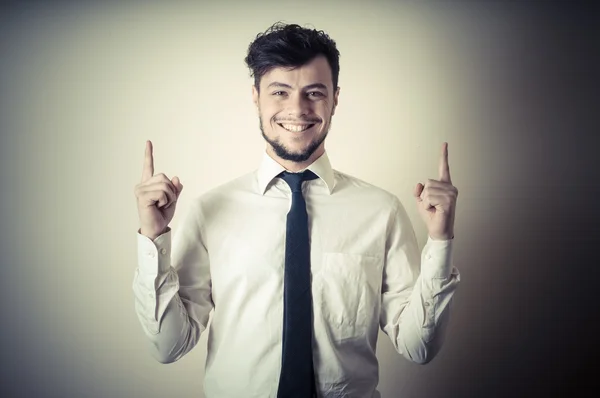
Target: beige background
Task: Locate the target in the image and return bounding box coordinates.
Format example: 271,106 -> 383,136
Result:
1,1 -> 597,397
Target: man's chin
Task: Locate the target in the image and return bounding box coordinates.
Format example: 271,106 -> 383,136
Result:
261,124 -> 327,163
273,147 -> 314,163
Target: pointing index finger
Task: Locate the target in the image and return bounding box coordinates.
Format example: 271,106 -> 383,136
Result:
438,142 -> 452,183
142,140 -> 154,182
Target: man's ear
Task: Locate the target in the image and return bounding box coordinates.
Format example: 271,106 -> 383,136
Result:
252,85 -> 259,111
331,86 -> 340,116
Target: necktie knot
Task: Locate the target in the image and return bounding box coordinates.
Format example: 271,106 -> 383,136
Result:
279,170 -> 319,192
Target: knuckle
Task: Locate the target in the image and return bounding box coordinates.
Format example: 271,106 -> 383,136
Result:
134,185 -> 146,197
160,182 -> 174,194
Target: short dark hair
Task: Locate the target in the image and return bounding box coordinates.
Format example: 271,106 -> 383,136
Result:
244,22 -> 340,91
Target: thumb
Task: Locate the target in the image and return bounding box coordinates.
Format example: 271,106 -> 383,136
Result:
414,183 -> 424,201
172,176 -> 184,195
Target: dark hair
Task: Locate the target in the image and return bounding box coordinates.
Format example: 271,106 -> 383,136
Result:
244,22 -> 340,91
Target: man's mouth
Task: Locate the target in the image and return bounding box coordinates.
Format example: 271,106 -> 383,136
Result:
277,123 -> 317,132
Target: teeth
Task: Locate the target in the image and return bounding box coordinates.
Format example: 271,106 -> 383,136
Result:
280,124 -> 312,132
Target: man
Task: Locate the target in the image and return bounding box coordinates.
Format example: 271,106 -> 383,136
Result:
133,22 -> 460,398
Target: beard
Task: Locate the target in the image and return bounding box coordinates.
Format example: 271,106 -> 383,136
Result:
259,117 -> 331,163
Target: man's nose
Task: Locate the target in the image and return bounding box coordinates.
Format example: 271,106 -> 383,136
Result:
286,93 -> 311,117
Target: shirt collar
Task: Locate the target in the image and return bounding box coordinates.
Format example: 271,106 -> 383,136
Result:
257,151 -> 336,195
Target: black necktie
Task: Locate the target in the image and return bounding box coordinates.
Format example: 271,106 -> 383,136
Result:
277,170 -> 319,398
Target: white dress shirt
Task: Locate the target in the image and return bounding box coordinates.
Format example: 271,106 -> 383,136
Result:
133,151 -> 461,398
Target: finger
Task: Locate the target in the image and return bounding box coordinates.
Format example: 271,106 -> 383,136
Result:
165,177 -> 183,209
424,179 -> 454,189
142,140 -> 154,182
155,182 -> 177,205
414,183 -> 424,200
138,176 -> 177,195
140,173 -> 180,207
140,190 -> 169,208
438,142 -> 452,184
422,187 -> 452,196
172,176 -> 183,195
146,173 -> 173,185
422,193 -> 451,210
139,182 -> 177,207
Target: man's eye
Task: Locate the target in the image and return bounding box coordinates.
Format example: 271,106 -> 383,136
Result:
308,91 -> 324,98
272,91 -> 286,96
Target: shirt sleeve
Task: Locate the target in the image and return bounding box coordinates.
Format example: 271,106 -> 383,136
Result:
379,196 -> 461,364
132,200 -> 213,363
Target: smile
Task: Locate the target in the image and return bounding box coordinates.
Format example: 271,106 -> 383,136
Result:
277,123 -> 316,132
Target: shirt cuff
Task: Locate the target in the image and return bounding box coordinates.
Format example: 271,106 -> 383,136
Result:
137,228 -> 172,274
421,235 -> 454,279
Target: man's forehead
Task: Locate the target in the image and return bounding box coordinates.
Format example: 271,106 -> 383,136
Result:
260,56 -> 333,89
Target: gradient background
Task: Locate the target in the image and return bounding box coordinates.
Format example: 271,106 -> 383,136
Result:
1,1 -> 598,397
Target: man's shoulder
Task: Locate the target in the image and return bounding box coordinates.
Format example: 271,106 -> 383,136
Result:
189,170 -> 257,206
332,169 -> 400,207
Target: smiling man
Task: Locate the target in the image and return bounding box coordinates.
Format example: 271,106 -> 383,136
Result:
254,54 -> 338,171
133,22 -> 461,398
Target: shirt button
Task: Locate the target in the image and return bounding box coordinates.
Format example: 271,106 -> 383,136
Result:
148,252 -> 156,258
424,302 -> 431,307
160,248 -> 167,255
426,254 -> 432,260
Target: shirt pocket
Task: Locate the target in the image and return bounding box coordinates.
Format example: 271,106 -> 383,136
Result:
315,253 -> 382,340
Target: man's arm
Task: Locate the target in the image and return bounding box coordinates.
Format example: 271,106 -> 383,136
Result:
133,202 -> 213,363
379,197 -> 460,364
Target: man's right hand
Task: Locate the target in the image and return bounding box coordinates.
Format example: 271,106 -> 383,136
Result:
134,140 -> 184,240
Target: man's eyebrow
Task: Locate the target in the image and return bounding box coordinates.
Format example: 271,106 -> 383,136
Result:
267,82 -> 293,89
266,82 -> 328,91
303,83 -> 328,91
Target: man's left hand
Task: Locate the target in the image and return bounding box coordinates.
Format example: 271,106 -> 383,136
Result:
413,142 -> 458,241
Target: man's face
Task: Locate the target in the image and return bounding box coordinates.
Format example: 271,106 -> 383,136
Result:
252,55 -> 339,164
